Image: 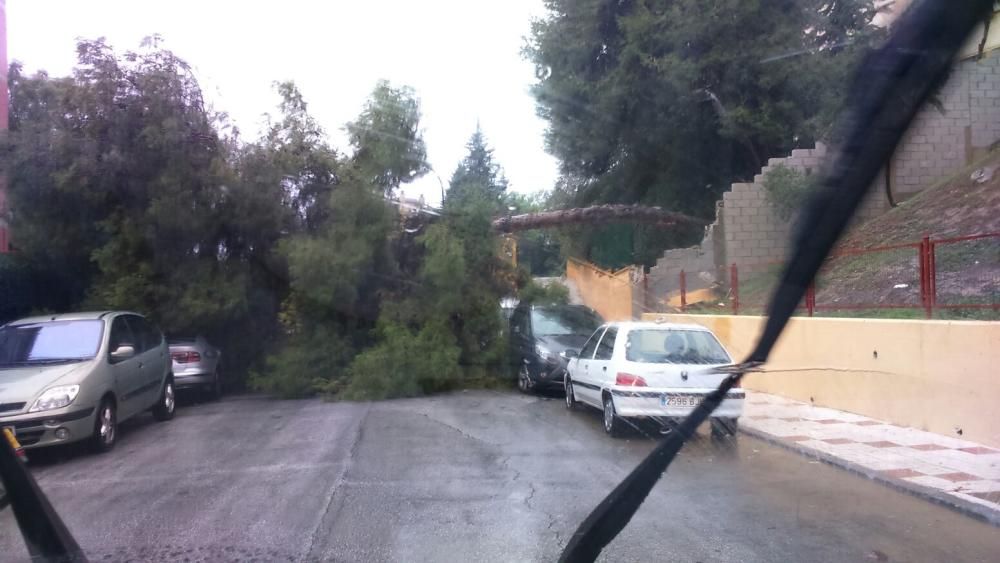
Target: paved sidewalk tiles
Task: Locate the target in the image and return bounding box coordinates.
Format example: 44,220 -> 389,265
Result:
740,390 -> 1000,524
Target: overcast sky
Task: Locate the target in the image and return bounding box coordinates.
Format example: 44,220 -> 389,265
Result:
7,0 -> 559,205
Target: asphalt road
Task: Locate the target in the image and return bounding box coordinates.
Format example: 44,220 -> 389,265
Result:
2,390 -> 999,562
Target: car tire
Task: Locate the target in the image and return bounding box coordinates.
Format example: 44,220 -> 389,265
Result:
90,397 -> 117,453
152,376 -> 176,422
603,394 -> 622,437
208,370 -> 222,401
564,377 -> 577,410
711,417 -> 738,439
517,364 -> 534,394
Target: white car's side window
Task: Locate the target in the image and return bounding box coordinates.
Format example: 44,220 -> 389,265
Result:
594,327 -> 617,361
578,327 -> 605,360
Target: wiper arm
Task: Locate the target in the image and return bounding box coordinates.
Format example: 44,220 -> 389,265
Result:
559,2 -> 995,561
0,429 -> 87,561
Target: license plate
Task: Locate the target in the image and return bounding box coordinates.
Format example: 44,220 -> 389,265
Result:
661,395 -> 701,408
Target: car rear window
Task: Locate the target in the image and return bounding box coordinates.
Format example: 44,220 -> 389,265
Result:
168,337 -> 196,344
625,329 -> 731,365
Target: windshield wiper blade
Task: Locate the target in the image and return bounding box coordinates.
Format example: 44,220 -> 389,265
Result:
0,430 -> 87,561
558,2 -> 995,561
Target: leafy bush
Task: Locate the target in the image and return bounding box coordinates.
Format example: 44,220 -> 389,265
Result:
762,164 -> 816,220
339,322 -> 462,400
249,327 -> 354,398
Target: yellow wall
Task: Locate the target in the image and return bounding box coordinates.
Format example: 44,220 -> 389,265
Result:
566,258 -> 636,321
643,313 -> 1000,448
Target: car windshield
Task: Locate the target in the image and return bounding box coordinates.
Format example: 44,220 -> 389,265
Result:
531,308 -> 601,337
0,321 -> 103,366
625,329 -> 731,365
2,1 -> 999,562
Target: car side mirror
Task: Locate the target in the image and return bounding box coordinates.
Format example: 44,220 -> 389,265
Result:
560,349 -> 579,359
110,345 -> 135,361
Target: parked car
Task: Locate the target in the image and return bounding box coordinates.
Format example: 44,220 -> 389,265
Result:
168,336 -> 222,400
563,321 -> 743,437
509,304 -> 603,393
0,312 -> 175,452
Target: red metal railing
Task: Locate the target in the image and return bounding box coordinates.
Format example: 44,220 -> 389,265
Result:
675,232 -> 998,319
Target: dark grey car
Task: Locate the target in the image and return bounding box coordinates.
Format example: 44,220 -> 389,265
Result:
509,304 -> 603,393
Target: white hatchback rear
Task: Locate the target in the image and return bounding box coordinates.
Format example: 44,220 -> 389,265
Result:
564,321 -> 744,437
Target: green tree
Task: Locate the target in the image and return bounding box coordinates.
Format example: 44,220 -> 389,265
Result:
3,40 -> 311,385
347,80 -> 429,194
445,125 -> 508,211
526,0 -> 883,266
258,82 -> 428,397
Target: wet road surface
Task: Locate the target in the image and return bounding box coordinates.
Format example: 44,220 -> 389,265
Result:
2,390 -> 998,562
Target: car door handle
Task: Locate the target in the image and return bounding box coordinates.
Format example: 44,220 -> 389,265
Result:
602,366 -> 607,371
138,362 -> 144,369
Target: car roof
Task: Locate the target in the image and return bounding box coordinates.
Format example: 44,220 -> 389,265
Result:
603,320 -> 712,332
6,311 -> 141,325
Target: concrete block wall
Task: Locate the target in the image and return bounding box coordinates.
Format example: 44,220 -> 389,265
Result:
646,202 -> 723,306
633,51 -> 997,311
892,53 -> 1000,200
723,143 -> 835,271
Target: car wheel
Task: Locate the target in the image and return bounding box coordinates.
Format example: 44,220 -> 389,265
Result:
564,377 -> 577,410
152,376 -> 176,421
208,370 -> 222,401
711,417 -> 738,439
90,397 -> 117,453
517,364 -> 534,394
603,394 -> 621,437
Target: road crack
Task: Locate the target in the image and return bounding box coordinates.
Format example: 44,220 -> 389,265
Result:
524,481 -> 537,509
303,403 -> 371,561
414,410 -> 495,444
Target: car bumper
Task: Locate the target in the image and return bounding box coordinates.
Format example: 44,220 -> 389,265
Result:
174,372 -> 214,389
0,407 -> 96,449
532,363 -> 567,388
610,388 -> 745,419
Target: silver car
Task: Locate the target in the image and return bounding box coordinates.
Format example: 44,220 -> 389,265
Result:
168,336 -> 222,399
0,312 -> 176,451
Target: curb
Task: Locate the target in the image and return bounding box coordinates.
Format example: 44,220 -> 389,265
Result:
739,425 -> 1000,527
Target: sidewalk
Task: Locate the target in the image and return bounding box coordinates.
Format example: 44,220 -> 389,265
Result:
740,391 -> 1000,525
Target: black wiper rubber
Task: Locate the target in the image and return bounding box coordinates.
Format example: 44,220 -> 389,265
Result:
558,2 -> 995,561
0,434 -> 87,561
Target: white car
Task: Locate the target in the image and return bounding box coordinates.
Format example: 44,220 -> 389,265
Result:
563,321 -> 744,437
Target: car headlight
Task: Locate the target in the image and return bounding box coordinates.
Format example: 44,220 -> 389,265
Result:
29,385 -> 81,413
536,345 -> 556,362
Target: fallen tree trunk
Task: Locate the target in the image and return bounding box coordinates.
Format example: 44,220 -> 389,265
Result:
491,204 -> 708,233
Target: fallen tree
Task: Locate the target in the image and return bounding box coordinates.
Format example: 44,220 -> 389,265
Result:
491,204 -> 708,233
